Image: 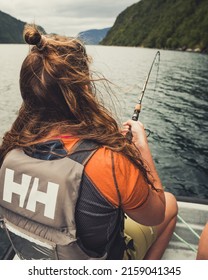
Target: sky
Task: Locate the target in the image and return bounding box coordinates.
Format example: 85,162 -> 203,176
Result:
1,0 -> 138,36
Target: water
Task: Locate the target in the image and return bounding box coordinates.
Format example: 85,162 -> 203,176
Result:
0,45 -> 208,199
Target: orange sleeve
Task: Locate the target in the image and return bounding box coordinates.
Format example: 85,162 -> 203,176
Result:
85,147 -> 149,210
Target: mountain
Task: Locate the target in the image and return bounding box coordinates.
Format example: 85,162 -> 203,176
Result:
0,10 -> 46,43
78,27 -> 111,45
101,0 -> 208,53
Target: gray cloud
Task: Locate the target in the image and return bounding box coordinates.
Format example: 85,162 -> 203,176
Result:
56,1 -> 133,18
1,0 -> 138,36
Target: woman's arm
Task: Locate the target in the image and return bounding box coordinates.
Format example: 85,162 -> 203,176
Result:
122,120 -> 166,226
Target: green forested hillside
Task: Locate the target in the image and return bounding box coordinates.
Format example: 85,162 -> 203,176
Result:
0,10 -> 45,43
101,0 -> 208,53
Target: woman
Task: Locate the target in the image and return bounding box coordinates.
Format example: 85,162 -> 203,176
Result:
0,24 -> 178,260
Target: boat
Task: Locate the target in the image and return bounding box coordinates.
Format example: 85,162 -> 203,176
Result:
162,196 -> 208,260
0,196 -> 208,260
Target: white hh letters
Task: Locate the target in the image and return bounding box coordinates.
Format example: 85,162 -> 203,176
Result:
3,168 -> 59,219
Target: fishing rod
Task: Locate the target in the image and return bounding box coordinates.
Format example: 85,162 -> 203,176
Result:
126,51 -> 160,142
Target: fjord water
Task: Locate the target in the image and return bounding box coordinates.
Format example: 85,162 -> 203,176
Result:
0,44 -> 207,199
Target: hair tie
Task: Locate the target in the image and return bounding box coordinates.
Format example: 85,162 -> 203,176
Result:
36,36 -> 47,51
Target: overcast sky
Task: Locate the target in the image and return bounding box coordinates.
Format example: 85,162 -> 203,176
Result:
1,0 -> 138,36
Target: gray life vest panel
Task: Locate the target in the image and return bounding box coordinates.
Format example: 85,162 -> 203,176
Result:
0,140 -> 114,259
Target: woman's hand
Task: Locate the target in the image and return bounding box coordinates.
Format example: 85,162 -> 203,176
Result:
122,119 -> 148,149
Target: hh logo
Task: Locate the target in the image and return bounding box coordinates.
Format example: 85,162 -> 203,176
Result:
3,168 -> 59,219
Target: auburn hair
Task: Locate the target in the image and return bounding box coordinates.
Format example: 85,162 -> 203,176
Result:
0,24 -> 156,189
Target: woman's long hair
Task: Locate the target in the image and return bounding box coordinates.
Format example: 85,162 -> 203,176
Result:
0,24 -> 156,189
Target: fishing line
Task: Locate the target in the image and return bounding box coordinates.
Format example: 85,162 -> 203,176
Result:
126,51 -> 160,142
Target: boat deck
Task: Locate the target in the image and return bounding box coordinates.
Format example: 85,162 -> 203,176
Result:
163,198 -> 208,260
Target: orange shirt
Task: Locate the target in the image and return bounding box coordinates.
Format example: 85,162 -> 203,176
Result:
60,136 -> 149,211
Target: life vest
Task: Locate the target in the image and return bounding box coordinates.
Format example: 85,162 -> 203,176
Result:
0,140 -> 125,259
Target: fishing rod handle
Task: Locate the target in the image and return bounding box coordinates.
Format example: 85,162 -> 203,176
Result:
132,103 -> 141,121
126,107 -> 141,142
126,130 -> 133,143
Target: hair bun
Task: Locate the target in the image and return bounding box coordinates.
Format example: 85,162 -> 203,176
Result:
23,24 -> 42,46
